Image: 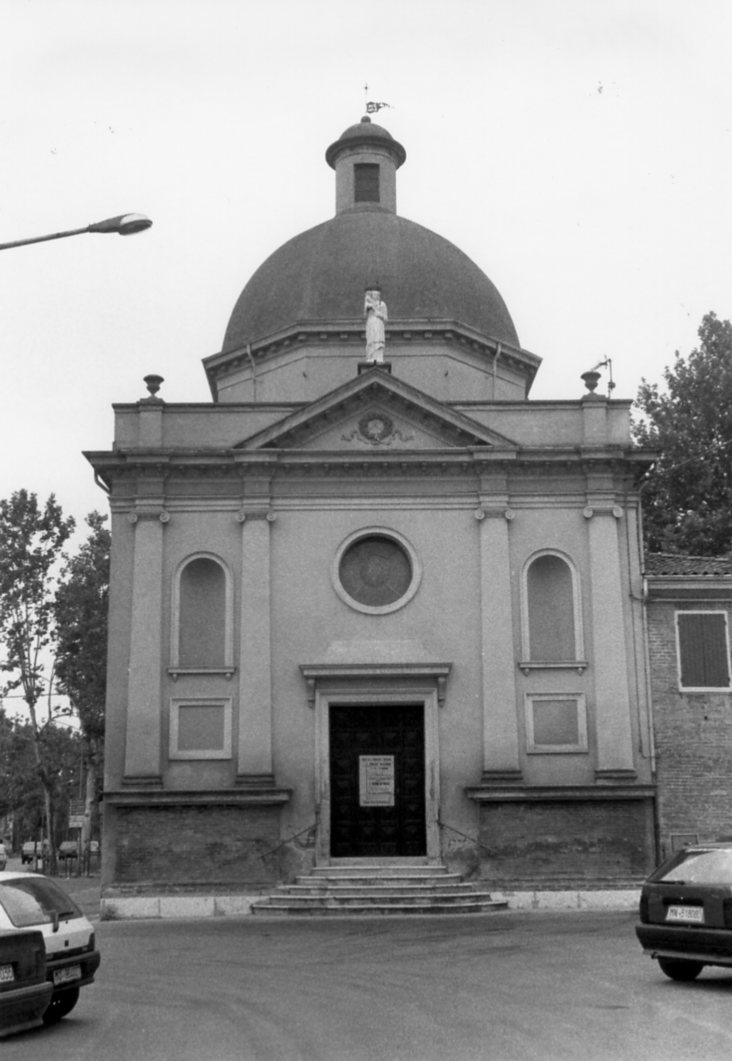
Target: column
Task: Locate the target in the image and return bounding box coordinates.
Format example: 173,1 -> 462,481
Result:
586,505 -> 636,776
236,510 -> 275,783
123,508 -> 166,783
477,506 -> 522,781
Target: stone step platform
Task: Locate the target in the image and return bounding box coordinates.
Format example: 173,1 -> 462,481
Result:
250,862 -> 509,916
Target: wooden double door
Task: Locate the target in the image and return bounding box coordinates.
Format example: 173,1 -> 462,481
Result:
329,703 -> 426,858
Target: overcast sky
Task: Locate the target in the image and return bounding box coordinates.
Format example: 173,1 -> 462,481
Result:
2,0 -> 730,531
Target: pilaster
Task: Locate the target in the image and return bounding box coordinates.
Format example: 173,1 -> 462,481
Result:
236,507 -> 275,783
476,500 -> 521,781
585,503 -> 636,777
123,505 -> 167,783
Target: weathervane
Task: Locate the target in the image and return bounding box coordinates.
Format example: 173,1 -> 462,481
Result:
363,82 -> 391,115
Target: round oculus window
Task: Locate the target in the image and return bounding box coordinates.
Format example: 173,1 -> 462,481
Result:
337,534 -> 415,610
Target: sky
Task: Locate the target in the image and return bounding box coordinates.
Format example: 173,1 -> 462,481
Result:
1,0 -> 731,534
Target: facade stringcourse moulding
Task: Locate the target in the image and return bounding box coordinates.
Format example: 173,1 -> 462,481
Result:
104,788 -> 292,807
464,784 -> 655,802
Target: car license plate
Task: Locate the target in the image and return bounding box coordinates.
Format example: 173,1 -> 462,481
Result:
53,964 -> 81,985
0,963 -> 14,983
666,905 -> 704,924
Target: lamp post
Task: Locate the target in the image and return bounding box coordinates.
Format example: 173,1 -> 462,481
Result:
0,212 -> 153,251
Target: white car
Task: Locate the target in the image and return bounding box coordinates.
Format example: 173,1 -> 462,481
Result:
0,872 -> 100,1023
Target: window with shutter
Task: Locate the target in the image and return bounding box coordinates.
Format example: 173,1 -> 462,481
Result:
676,611 -> 731,690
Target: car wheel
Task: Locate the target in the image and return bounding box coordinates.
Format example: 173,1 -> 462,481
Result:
657,957 -> 704,981
42,987 -> 80,1024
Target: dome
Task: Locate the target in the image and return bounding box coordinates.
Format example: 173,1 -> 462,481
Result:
222,210 -> 519,352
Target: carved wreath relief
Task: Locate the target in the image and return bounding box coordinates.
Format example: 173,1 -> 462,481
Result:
342,413 -> 413,446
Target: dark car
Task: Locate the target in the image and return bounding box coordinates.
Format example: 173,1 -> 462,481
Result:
636,841 -> 732,980
0,929 -> 53,1037
20,840 -> 50,866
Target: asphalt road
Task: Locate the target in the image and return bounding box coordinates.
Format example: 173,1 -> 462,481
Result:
4,909 -> 732,1061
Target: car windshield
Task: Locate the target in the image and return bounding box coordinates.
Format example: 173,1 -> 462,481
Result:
0,877 -> 82,928
650,847 -> 732,884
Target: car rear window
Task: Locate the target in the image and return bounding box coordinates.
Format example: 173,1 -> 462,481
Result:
649,847 -> 732,884
0,878 -> 82,928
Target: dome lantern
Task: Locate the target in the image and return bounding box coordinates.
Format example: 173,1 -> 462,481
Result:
325,116 -> 406,216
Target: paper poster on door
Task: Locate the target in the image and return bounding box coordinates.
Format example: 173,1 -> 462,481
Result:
359,755 -> 395,806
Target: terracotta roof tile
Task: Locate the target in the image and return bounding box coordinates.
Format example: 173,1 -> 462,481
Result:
644,553 -> 732,577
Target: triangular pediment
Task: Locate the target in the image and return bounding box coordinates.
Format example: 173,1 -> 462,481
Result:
235,369 -> 518,452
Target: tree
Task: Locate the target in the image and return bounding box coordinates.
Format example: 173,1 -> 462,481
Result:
0,490 -> 75,867
0,711 -> 82,848
634,313 -> 732,555
54,512 -> 110,852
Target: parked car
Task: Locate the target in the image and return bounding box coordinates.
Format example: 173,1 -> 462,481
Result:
57,841 -> 79,861
636,840 -> 732,980
0,872 -> 100,1023
0,929 -> 53,1037
20,840 -> 50,866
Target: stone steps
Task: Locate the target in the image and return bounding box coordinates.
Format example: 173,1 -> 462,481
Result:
250,863 -> 508,917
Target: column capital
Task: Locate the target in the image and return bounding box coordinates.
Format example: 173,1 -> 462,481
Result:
127,505 -> 170,524
583,504 -> 623,520
236,507 -> 276,523
475,506 -> 515,522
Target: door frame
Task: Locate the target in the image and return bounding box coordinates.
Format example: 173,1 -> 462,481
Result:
308,679 -> 443,865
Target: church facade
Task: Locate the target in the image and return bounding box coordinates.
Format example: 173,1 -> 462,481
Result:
88,116 -> 656,912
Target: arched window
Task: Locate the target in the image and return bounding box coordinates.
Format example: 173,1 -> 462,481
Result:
173,556 -> 231,671
524,552 -> 583,664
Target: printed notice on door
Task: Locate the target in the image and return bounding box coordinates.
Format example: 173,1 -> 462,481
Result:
359,755 -> 395,807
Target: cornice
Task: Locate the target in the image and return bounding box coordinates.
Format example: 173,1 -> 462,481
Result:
203,318 -> 541,397
86,446 -> 651,492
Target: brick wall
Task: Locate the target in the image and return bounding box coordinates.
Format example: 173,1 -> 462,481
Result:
476,798 -> 655,884
113,805 -> 288,888
647,598 -> 732,858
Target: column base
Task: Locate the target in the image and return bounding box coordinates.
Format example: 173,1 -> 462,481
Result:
480,769 -> 524,784
595,769 -> 638,782
121,775 -> 163,789
235,773 -> 276,787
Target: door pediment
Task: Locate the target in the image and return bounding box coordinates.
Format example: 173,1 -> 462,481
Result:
235,369 -> 518,452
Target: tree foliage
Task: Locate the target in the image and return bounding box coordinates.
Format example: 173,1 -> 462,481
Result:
633,313 -> 732,555
0,490 -> 75,860
0,709 -> 82,846
54,512 -> 110,831
54,512 -> 109,747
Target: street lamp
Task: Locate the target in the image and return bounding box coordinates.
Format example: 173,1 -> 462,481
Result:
0,213 -> 153,251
